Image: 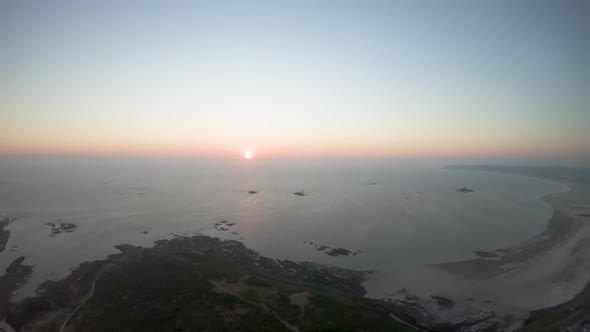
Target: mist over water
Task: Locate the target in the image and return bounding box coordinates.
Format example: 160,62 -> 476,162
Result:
0,157 -> 564,300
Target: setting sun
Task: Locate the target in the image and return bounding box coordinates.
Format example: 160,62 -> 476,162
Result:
244,151 -> 253,159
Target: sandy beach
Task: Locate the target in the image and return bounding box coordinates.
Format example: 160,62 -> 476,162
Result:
427,172 -> 590,327
437,181 -> 590,302
361,168 -> 590,330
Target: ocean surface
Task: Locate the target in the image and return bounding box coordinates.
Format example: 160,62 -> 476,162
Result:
0,158 -> 565,300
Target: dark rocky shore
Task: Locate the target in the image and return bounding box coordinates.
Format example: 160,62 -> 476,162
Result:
0,217 -> 33,323
0,217 -> 13,253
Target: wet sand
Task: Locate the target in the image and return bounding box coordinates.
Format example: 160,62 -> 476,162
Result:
426,177 -> 590,326
437,184 -> 584,270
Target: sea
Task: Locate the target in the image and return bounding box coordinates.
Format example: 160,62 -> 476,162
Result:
0,157 -> 565,302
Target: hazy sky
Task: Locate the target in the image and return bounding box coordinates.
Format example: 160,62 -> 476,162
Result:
1,0 -> 589,164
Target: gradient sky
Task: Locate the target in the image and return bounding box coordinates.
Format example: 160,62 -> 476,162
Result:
1,0 -> 589,164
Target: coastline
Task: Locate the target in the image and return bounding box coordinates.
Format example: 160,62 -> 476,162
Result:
1,166 -> 589,331
0,217 -> 33,324
3,235 -> 415,331
435,183 -> 580,278
361,167 -> 590,331
431,166 -> 590,329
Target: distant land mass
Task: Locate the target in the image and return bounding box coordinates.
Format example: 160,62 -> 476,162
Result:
447,165 -> 590,184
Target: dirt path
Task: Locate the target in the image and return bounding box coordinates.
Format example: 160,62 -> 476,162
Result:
210,280 -> 300,332
58,265 -> 112,332
58,276 -> 99,332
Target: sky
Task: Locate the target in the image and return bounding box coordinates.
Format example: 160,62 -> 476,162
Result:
1,0 -> 589,165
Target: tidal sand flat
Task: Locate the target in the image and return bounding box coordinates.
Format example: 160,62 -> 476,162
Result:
367,166 -> 590,330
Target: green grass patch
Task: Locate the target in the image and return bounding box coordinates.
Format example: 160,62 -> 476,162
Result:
241,289 -> 259,302
522,309 -> 577,331
244,275 -> 273,287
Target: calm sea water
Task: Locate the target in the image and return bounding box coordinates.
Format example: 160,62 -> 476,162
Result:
0,158 -> 564,299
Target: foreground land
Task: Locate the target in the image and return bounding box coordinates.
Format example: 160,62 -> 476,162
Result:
4,235 -> 421,332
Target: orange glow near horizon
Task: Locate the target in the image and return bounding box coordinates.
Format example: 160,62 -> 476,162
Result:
0,135 -> 583,162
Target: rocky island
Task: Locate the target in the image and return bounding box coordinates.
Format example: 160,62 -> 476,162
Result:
46,221 -> 79,236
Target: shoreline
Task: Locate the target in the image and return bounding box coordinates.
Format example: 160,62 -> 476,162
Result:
1,166 -> 589,330
428,167 -> 590,329
362,167 -> 590,331
0,217 -> 33,324
435,183 -> 579,278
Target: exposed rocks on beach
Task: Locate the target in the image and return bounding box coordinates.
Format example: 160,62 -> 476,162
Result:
214,220 -> 237,231
473,250 -> 497,258
474,248 -> 512,258
383,291 -> 512,331
303,241 -> 362,257
46,221 -> 78,236
248,190 -> 258,195
294,191 -> 306,196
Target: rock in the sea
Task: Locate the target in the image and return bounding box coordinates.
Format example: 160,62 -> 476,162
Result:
294,190 -> 306,196
457,186 -> 474,193
214,220 -> 236,231
326,248 -> 352,256
47,222 -> 78,236
306,242 -> 359,257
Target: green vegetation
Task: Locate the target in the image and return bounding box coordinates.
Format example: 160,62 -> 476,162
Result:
245,275 -> 273,287
242,288 -> 260,301
7,235 -> 416,331
521,308 -> 576,331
